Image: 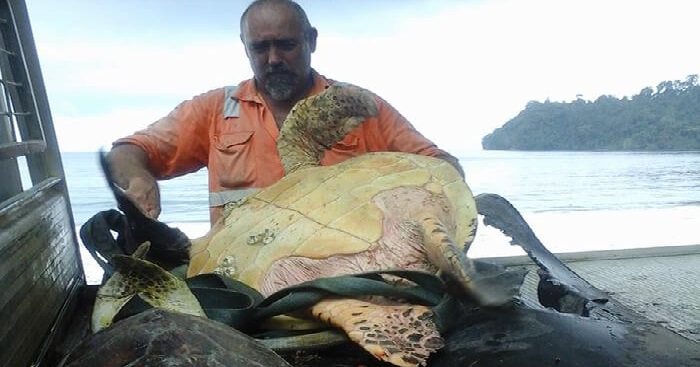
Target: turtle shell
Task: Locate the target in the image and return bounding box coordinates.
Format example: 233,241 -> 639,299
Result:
188,151 -> 477,296
64,308 -> 292,367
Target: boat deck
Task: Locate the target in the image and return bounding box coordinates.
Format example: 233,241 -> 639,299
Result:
483,244 -> 700,342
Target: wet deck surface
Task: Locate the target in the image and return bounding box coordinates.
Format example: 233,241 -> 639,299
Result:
483,244 -> 700,342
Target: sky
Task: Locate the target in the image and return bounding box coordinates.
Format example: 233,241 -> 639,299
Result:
24,0 -> 700,155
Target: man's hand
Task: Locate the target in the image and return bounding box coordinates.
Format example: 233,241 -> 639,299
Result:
106,144 -> 162,219
122,175 -> 161,219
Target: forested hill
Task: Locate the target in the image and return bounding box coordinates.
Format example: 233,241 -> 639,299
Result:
482,75 -> 700,151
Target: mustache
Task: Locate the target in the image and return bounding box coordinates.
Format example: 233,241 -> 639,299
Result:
264,64 -> 295,76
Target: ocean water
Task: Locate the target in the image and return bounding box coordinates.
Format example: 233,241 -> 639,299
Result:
57,151 -> 700,283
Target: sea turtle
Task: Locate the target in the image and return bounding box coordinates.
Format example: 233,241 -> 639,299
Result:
72,307 -> 293,367
182,83 -> 505,366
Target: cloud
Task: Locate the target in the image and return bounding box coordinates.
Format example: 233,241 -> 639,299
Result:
54,107 -> 172,152
32,0 -> 700,153
39,40 -> 249,97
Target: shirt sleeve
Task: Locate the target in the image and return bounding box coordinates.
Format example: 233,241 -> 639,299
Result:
367,94 -> 465,177
369,95 -> 449,157
112,90 -> 220,179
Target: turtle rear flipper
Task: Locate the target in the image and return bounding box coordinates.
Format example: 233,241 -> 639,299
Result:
420,215 -> 525,307
310,298 -> 443,367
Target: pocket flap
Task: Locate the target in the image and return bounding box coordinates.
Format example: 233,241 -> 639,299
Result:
214,131 -> 254,151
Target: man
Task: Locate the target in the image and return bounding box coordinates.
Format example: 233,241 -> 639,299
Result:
106,0 -> 464,224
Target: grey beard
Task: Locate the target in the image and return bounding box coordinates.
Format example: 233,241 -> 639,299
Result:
264,72 -> 297,101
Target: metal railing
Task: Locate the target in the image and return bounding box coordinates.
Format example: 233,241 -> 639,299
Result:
0,0 -> 64,203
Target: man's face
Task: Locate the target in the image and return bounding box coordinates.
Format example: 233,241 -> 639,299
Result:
241,5 -> 316,102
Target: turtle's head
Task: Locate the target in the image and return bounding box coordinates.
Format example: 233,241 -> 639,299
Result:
278,83 -> 379,174
300,82 -> 379,147
322,82 -> 379,121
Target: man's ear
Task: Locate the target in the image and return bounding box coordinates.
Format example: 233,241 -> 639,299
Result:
307,27 -> 318,53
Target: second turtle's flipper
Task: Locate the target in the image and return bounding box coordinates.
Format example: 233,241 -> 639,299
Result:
91,270 -> 137,333
92,243 -> 205,333
110,255 -> 205,315
475,193 -> 609,314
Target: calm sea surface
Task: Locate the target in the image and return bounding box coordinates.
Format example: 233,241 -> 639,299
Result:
57,150 -> 700,282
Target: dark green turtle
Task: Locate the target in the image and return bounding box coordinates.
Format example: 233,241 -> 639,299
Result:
66,308 -> 292,367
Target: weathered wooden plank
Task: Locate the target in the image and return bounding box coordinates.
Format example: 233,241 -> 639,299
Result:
2,276 -> 72,367
6,243 -> 79,365
0,178 -> 83,367
0,184 -> 74,312
0,232 -> 76,321
0,232 -> 75,343
3,271 -> 76,367
0,205 -> 62,307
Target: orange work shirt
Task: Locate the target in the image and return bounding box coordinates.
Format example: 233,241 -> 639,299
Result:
114,71 -> 451,223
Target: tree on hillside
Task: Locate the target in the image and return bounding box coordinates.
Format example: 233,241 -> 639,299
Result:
482,74 -> 700,151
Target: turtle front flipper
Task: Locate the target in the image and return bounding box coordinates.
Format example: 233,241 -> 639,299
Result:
310,298 -> 443,367
91,270 -> 138,333
92,243 -> 205,333
420,215 -> 524,307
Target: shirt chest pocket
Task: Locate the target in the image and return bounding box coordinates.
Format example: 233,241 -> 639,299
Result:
212,131 -> 256,188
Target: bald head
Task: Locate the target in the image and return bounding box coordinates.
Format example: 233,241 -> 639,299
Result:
240,0 -> 312,39
239,0 -> 318,103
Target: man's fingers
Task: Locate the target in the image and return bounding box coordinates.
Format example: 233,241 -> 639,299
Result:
123,190 -> 158,219
122,176 -> 161,219
146,205 -> 161,219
